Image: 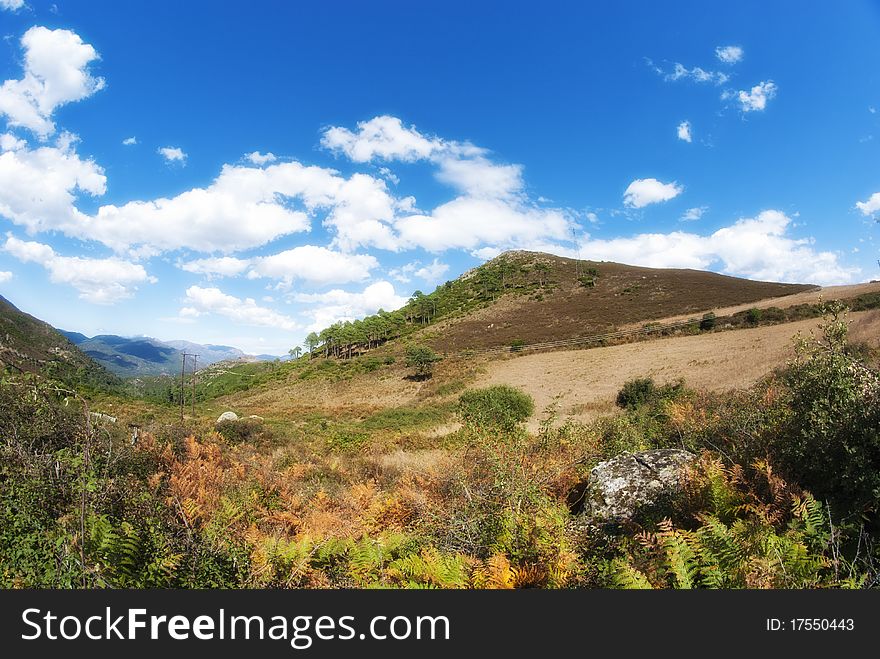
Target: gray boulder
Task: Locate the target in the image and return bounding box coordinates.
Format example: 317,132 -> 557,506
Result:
216,411 -> 239,422
584,449 -> 696,523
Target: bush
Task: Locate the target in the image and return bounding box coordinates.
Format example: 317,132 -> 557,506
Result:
699,312 -> 716,331
616,377 -> 685,410
769,305 -> 880,520
616,378 -> 657,409
746,308 -> 763,324
404,345 -> 441,379
510,339 -> 525,352
458,385 -> 534,431
215,418 -> 266,445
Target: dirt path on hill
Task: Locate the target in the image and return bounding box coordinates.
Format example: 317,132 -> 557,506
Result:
479,310 -> 880,429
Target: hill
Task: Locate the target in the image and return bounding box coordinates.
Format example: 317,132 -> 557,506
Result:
411,252 -> 815,352
307,251 -> 814,358
0,295 -> 119,390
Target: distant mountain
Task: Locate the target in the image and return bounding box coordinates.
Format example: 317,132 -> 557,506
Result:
0,295 -> 119,390
164,340 -> 246,366
61,332 -> 278,376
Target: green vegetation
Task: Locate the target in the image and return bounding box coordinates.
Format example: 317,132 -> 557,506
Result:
2,295 -> 879,589
615,377 -> 684,409
305,253 -> 600,359
404,345 -> 441,379
458,385 -> 535,431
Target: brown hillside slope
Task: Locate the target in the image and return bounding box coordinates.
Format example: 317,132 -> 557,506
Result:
418,252 -> 813,353
478,309 -> 880,429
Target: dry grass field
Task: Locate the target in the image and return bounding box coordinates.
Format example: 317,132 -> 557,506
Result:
478,308 -> 880,429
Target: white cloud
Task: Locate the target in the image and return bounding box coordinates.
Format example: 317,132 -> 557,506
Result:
180,256 -> 251,278
435,154 -> 523,199
579,210 -> 856,285
654,61 -> 728,85
0,133 -> 106,234
414,258 -> 449,284
0,0 -> 25,10
295,281 -> 408,332
623,178 -> 684,208
180,285 -> 299,331
389,258 -> 449,285
3,235 -> 154,303
726,80 -> 777,112
395,196 -> 573,253
680,206 -> 707,222
122,136 -> 137,146
87,162 -> 324,254
856,192 -> 880,216
321,115 -> 443,163
246,151 -> 276,165
180,246 -> 378,287
158,146 -> 186,164
715,45 -> 744,64
0,270 -> 12,283
677,120 -> 692,143
0,26 -> 105,137
0,133 -> 26,151
248,245 -> 378,286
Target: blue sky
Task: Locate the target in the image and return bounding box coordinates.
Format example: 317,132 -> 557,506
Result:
0,0 -> 879,355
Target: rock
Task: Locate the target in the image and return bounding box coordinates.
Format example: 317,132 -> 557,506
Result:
216,411 -> 239,422
584,449 -> 696,523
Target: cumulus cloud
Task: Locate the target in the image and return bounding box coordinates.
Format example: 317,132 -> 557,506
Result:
0,0 -> 25,10
578,210 -> 856,285
3,235 -> 155,303
158,146 -> 186,164
0,26 -> 105,137
680,206 -> 707,222
295,281 -> 408,332
856,192 -> 880,216
677,120 -> 692,143
122,136 -> 137,146
623,178 -> 684,208
247,245 -> 378,286
246,151 -> 276,165
180,285 -> 299,331
395,196 -> 573,253
0,133 -> 106,234
725,81 -> 777,112
321,115 -> 443,163
180,246 -> 378,287
715,45 -> 744,64
0,270 -> 12,282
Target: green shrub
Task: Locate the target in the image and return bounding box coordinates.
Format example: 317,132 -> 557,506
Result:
699,312 -> 716,331
215,418 -> 266,445
616,378 -> 657,409
510,339 -> 525,352
616,377 -> 684,410
747,308 -> 762,324
458,385 -> 534,431
769,305 -> 880,520
404,345 -> 441,379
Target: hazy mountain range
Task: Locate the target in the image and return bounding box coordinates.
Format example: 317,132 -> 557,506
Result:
59,331 -> 280,376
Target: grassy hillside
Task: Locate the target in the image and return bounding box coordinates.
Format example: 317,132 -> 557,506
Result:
305,251 -> 813,358
412,252 -> 815,352
0,294 -> 119,391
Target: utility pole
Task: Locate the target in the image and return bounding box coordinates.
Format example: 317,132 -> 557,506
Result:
191,354 -> 199,417
179,351 -> 187,421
